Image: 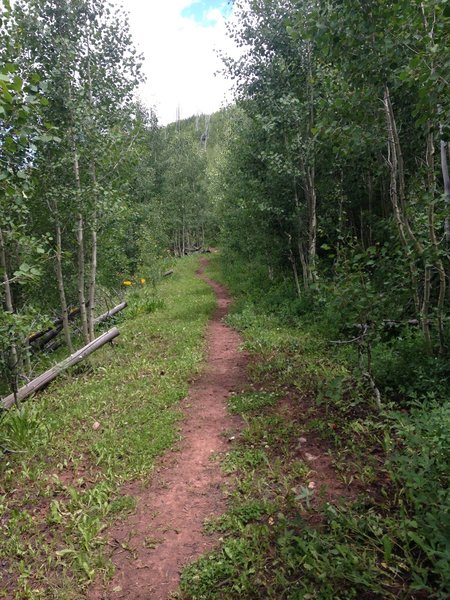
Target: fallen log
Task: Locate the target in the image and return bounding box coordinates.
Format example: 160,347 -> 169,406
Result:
31,324 -> 63,351
1,327 -> 120,410
28,307 -> 81,345
93,302 -> 127,325
30,303 -> 126,353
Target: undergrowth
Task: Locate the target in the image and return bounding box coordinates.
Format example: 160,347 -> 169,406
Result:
0,256 -> 216,599
179,253 -> 450,599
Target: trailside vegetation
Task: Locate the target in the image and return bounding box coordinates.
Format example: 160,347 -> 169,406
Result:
179,0 -> 450,598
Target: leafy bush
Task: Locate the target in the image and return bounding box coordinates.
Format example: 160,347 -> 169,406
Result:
372,331 -> 450,403
126,289 -> 165,319
389,402 -> 450,594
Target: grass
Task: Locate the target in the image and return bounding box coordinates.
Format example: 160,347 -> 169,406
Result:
0,256 -> 216,599
179,253 -> 450,600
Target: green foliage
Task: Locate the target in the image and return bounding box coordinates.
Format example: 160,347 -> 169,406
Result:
215,0 -> 450,364
389,402 -> 450,592
372,331 -> 450,402
125,287 -> 165,319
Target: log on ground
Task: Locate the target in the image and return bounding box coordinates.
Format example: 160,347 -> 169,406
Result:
93,302 -> 127,325
1,328 -> 120,410
29,306 -> 81,346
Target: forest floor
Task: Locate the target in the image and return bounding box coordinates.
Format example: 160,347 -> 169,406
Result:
89,259 -> 247,599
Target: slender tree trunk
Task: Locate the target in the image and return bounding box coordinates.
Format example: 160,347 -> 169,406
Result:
88,224 -> 97,341
367,172 -> 373,246
335,172 -> 345,265
440,136 -> 450,245
383,86 -> 422,316
176,230 -> 181,257
441,136 -> 450,305
86,39 -> 98,342
306,166 -> 317,283
23,344 -> 32,380
293,178 -> 307,289
425,128 -> 446,351
305,42 -> 317,284
384,86 -> 423,256
0,229 -> 14,315
286,234 -> 301,298
72,138 -> 89,345
186,228 -> 191,253
421,264 -> 432,350
0,228 -> 19,396
298,241 -> 309,290
360,208 -> 366,251
55,222 -> 74,352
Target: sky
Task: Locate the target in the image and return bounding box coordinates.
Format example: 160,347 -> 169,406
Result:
118,0 -> 240,125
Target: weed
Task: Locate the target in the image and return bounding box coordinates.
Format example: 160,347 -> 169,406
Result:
228,391 -> 279,414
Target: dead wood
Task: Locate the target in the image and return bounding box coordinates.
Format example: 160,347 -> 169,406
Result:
93,302 -> 127,325
1,328 -> 120,410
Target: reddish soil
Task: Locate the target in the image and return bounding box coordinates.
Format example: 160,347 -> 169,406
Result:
89,259 -> 246,600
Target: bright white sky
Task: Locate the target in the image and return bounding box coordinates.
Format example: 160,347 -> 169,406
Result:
117,0 -> 240,125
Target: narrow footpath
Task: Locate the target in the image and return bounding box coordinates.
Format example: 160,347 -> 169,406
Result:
90,259 -> 246,600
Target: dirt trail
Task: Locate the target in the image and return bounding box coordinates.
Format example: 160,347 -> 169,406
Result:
89,259 -> 246,600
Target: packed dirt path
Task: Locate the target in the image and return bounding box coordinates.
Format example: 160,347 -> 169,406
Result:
89,258 -> 246,600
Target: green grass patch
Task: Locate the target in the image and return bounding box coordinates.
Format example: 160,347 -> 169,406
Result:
0,256 -> 216,599
228,391 -> 279,414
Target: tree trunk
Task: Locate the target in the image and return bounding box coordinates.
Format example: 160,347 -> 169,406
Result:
306,166 -> 317,283
55,222 -> 74,353
0,229 -> 14,315
286,233 -> 301,298
441,136 -> 450,304
88,214 -> 97,341
72,139 -> 89,345
383,85 -> 422,316
425,128 -> 446,351
0,228 -> 19,390
440,136 -> 450,245
298,241 -> 309,290
305,42 -> 317,284
86,39 -> 98,342
384,86 -> 423,256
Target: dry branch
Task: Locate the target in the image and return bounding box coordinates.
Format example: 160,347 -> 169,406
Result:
29,302 -> 126,353
1,328 -> 120,410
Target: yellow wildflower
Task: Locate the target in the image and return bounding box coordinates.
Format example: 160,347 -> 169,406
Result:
123,280 -> 133,286
139,278 -> 146,285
